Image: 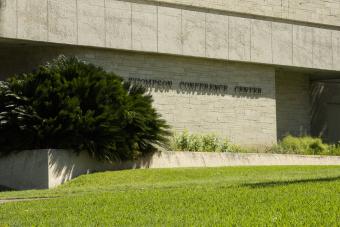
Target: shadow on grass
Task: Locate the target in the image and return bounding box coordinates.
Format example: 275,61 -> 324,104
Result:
242,176 -> 340,188
0,185 -> 14,192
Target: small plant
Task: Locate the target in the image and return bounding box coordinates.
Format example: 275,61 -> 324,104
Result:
170,132 -> 340,156
268,135 -> 340,156
201,134 -> 220,152
169,131 -> 243,153
188,134 -> 202,151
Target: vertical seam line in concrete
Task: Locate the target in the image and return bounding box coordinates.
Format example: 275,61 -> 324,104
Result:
271,21 -> 273,64
15,0 -> 18,38
250,19 -> 252,61
156,4 -> 159,52
204,13 -> 207,58
331,30 -> 334,70
181,9 -> 183,55
76,0 -> 79,44
47,0 -> 49,41
131,3 -> 133,50
227,16 -> 230,60
291,24 -> 294,65
104,0 -> 107,47
312,27 -> 314,68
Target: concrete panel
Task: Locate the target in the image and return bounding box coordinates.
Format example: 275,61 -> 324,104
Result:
292,25 -> 313,68
77,0 -> 105,47
48,149 -> 116,188
313,28 -> 332,70
132,3 -> 157,52
206,14 -> 228,59
333,31 -> 340,71
17,0 -> 48,41
131,151 -> 340,169
0,150 -> 49,190
272,22 -> 293,65
157,6 -> 182,55
251,19 -> 272,64
48,0 -> 77,44
0,0 -> 17,38
182,10 -> 206,57
105,0 -> 132,50
311,82 -> 340,142
276,71 -> 311,139
154,0 -> 340,28
229,16 -> 251,61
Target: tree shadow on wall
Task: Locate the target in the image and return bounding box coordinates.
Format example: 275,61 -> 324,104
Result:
48,150 -> 157,183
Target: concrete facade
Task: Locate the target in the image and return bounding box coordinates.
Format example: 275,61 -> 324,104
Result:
0,0 -> 340,144
1,0 -> 340,71
0,45 -> 277,145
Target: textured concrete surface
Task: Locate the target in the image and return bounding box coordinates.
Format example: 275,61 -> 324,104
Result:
0,149 -> 116,190
2,150 -> 340,190
0,149 -> 49,190
153,0 -> 340,27
0,45 -> 278,146
1,0 -> 340,71
276,71 -> 311,139
311,82 -> 340,143
123,151 -> 340,169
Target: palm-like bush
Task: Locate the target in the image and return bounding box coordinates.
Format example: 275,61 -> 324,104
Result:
0,56 -> 171,161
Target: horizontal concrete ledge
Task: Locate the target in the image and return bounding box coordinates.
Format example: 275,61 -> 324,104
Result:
120,151 -> 340,169
1,150 -> 340,190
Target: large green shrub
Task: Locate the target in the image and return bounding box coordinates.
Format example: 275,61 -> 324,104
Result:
0,56 -> 170,161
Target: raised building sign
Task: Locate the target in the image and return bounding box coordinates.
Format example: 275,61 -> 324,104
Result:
128,77 -> 262,95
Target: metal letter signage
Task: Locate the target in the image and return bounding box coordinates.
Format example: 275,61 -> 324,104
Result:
127,77 -> 262,95
234,86 -> 262,95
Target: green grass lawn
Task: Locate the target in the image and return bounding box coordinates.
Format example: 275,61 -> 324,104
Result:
1,166 -> 340,226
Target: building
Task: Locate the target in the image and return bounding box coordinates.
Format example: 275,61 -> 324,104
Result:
0,0 -> 340,146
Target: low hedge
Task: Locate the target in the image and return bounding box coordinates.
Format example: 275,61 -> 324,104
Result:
170,131 -> 340,156
270,135 -> 340,156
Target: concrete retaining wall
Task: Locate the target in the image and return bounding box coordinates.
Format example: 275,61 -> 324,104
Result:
1,150 -> 340,190
0,149 -> 116,190
132,152 -> 340,169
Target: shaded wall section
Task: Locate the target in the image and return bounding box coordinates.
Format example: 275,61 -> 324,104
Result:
311,81 -> 340,143
276,70 -> 311,140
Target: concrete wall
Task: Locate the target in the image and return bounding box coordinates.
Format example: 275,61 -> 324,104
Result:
48,149 -> 117,188
276,70 -> 311,139
1,0 -> 340,72
0,45 -> 277,146
0,149 -> 116,190
2,150 -> 340,190
153,0 -> 340,27
0,150 -> 49,190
